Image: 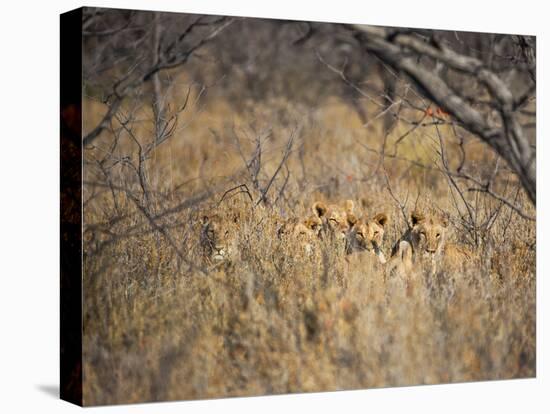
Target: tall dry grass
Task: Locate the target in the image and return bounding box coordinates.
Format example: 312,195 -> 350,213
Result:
82,92 -> 535,405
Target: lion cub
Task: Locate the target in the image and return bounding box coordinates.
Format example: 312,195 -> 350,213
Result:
277,199 -> 356,254
389,211 -> 471,274
313,199 -> 357,241
346,212 -> 389,263
277,207 -> 323,255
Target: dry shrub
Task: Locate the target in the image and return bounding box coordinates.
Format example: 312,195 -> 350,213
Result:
82,97 -> 535,405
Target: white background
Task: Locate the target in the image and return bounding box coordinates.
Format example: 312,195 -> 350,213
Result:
0,0 -> 547,412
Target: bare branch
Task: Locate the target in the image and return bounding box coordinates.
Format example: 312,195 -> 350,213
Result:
348,25 -> 536,205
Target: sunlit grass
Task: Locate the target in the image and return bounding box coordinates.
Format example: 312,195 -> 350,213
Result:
82,95 -> 535,405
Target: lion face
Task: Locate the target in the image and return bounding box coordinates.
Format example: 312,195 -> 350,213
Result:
278,210 -> 324,255
314,200 -> 356,240
349,212 -> 388,262
278,214 -> 322,239
295,214 -> 323,238
351,213 -> 388,250
409,212 -> 448,257
200,214 -> 237,262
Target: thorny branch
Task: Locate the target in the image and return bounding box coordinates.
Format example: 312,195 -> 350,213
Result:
347,25 -> 536,205
83,14 -> 234,146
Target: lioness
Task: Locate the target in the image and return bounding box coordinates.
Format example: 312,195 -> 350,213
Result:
277,209 -> 323,254
347,212 -> 389,263
389,211 -> 471,274
314,199 -> 357,241
277,214 -> 323,238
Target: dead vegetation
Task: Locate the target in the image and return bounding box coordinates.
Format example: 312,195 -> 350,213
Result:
81,8 -> 535,406
82,97 -> 535,405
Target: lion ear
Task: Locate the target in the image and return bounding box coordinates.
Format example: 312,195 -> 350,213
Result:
440,214 -> 449,228
344,199 -> 355,214
411,211 -> 425,226
374,213 -> 389,227
347,212 -> 358,227
305,216 -> 321,230
312,201 -> 328,218
201,215 -> 210,225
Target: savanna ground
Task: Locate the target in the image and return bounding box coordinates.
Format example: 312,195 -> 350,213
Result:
81,10 -> 535,406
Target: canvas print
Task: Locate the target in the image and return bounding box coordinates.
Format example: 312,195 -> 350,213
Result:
60,6 -> 536,406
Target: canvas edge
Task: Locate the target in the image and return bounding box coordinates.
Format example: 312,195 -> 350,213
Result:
60,7 -> 84,407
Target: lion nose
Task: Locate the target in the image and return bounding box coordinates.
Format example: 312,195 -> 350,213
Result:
427,248 -> 436,254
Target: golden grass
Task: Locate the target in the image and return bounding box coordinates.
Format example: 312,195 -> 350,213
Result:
82,95 -> 535,405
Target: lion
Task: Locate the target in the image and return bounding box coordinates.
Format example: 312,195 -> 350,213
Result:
277,214 -> 323,239
200,211 -> 240,263
389,211 -> 472,275
277,204 -> 324,254
346,212 -> 389,263
313,199 -> 357,241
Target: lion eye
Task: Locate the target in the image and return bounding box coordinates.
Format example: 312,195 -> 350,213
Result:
373,230 -> 379,236
436,233 -> 440,238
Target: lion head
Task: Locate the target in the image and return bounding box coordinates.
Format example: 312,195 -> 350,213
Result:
277,204 -> 326,254
408,211 -> 448,257
314,199 -> 356,240
295,214 -> 323,238
348,212 -> 389,262
200,213 -> 239,262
